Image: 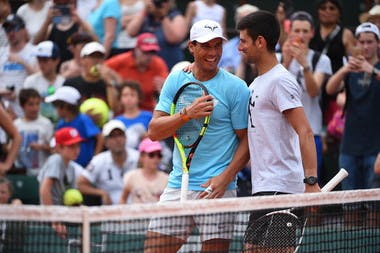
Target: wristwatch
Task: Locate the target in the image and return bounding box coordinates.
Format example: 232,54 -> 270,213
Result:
303,176 -> 318,185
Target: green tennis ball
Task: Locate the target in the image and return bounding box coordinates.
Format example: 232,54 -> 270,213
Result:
63,188 -> 83,206
80,98 -> 109,127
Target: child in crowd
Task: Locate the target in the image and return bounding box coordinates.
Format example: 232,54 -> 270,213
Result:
38,127 -> 84,238
113,81 -> 172,170
23,40 -> 64,123
120,138 -> 168,204
0,176 -> 21,204
114,81 -> 152,150
13,88 -> 53,175
38,127 -> 83,206
0,176 -> 23,252
45,86 -> 103,167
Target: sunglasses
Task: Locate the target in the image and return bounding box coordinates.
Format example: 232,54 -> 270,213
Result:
4,25 -> 23,33
147,152 -> 162,159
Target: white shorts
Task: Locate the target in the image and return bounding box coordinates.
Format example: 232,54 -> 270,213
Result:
148,187 -> 236,241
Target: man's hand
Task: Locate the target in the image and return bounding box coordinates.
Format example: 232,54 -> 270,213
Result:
185,95 -> 214,119
83,108 -> 102,126
52,222 -> 67,239
346,56 -> 365,73
287,36 -> 308,67
199,173 -> 231,199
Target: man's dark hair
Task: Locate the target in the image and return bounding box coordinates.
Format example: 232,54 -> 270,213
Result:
237,10 -> 280,52
52,100 -> 79,114
290,11 -> 314,28
317,0 -> 342,15
19,88 -> 40,107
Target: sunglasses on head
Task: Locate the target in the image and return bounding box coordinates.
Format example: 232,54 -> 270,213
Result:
147,152 -> 162,158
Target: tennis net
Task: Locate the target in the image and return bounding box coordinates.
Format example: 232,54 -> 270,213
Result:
0,189 -> 379,253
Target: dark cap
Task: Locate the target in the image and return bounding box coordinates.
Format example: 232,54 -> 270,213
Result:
2,14 -> 25,32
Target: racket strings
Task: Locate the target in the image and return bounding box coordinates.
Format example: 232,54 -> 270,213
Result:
175,85 -> 206,148
245,212 -> 302,248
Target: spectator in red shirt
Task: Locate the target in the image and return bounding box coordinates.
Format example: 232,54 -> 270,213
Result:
105,33 -> 168,112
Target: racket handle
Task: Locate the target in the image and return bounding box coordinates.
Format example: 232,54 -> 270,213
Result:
321,168 -> 348,192
180,173 -> 189,202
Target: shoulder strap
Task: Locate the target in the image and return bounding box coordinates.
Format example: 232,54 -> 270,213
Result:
311,51 -> 322,71
321,25 -> 341,55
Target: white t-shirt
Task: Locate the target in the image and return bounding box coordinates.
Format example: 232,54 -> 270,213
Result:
123,169 -> 168,203
76,0 -> 97,21
0,43 -> 37,116
248,64 -> 305,194
16,1 -> 51,41
192,0 -> 225,26
23,72 -> 65,122
116,0 -> 144,49
283,50 -> 332,135
23,72 -> 65,96
14,115 -> 54,172
82,149 -> 139,204
0,27 -> 8,50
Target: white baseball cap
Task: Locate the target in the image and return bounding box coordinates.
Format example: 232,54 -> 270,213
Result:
80,41 -> 106,57
102,120 -> 126,137
45,86 -> 81,105
369,5 -> 380,16
35,41 -> 60,58
190,19 -> 226,43
355,22 -> 380,39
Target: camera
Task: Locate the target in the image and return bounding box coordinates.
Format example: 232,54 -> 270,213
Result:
153,0 -> 168,8
52,4 -> 71,24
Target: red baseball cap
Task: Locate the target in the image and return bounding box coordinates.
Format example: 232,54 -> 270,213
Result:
136,33 -> 160,52
55,127 -> 84,146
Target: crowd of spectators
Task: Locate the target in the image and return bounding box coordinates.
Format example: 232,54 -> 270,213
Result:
0,0 -> 379,208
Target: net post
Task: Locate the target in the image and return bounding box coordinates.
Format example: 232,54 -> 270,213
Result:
82,207 -> 90,253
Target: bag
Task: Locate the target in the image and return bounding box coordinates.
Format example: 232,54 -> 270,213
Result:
327,108 -> 345,140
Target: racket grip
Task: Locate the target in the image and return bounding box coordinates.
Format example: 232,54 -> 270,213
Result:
180,173 -> 189,202
321,168 -> 348,192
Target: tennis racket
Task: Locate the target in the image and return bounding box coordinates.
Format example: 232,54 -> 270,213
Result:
244,168 -> 349,252
170,82 -> 211,202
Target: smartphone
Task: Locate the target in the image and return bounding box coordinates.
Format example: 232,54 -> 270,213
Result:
52,5 -> 71,24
